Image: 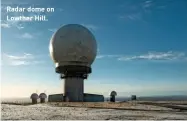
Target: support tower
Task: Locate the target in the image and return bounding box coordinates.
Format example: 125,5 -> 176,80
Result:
49,24 -> 97,102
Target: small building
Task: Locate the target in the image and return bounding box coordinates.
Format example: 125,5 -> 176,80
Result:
48,94 -> 64,102
48,93 -> 104,102
83,93 -> 104,102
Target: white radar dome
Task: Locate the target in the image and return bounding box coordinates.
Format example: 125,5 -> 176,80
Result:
110,91 -> 117,96
30,93 -> 39,99
39,93 -> 47,99
49,24 -> 97,68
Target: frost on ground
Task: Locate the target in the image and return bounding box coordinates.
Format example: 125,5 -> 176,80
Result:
1,103 -> 187,120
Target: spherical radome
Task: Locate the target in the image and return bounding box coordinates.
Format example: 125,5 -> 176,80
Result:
110,91 -> 117,96
49,24 -> 97,67
39,93 -> 47,99
30,93 -> 39,99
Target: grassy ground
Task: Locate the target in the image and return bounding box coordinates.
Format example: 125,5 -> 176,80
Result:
2,102 -> 187,120
2,101 -> 187,111
1,102 -> 32,106
1,101 -> 32,106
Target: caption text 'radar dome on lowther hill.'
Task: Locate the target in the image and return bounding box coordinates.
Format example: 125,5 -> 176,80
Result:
49,24 -> 99,102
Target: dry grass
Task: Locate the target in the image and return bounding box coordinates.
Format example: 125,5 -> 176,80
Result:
48,102 -> 162,111
48,101 -> 187,111
138,101 -> 187,111
49,102 -> 132,108
2,100 -> 187,111
1,100 -> 32,106
1,102 -> 32,106
138,101 -> 187,105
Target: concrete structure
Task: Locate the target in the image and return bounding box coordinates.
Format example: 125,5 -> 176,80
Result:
39,93 -> 47,103
48,93 -> 104,102
49,24 -> 97,102
110,91 -> 117,102
63,78 -> 84,102
48,94 -> 64,102
84,93 -> 104,102
131,95 -> 137,101
30,93 -> 39,104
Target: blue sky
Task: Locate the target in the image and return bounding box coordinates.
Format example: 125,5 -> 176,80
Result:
1,0 -> 187,98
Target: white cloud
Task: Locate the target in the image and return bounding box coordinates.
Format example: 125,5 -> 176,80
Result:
2,53 -> 44,66
1,21 -> 24,29
143,0 -> 153,9
4,53 -> 34,60
9,60 -> 30,66
96,55 -> 105,59
1,23 -> 11,28
6,60 -> 43,66
118,56 -> 137,61
16,24 -> 24,29
48,24 -> 99,33
119,0 -> 162,22
48,28 -> 57,32
96,54 -> 122,59
120,12 -> 142,21
81,24 -> 99,31
118,51 -> 186,61
96,51 -> 187,62
20,33 -> 34,39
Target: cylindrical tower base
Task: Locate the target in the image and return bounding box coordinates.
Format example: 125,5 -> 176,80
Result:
110,96 -> 115,102
63,77 -> 84,102
32,99 -> 37,104
40,98 -> 45,103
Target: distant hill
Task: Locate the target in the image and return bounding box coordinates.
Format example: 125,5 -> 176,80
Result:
137,95 -> 187,101
105,95 -> 187,102
1,97 -> 31,103
2,95 -> 187,103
